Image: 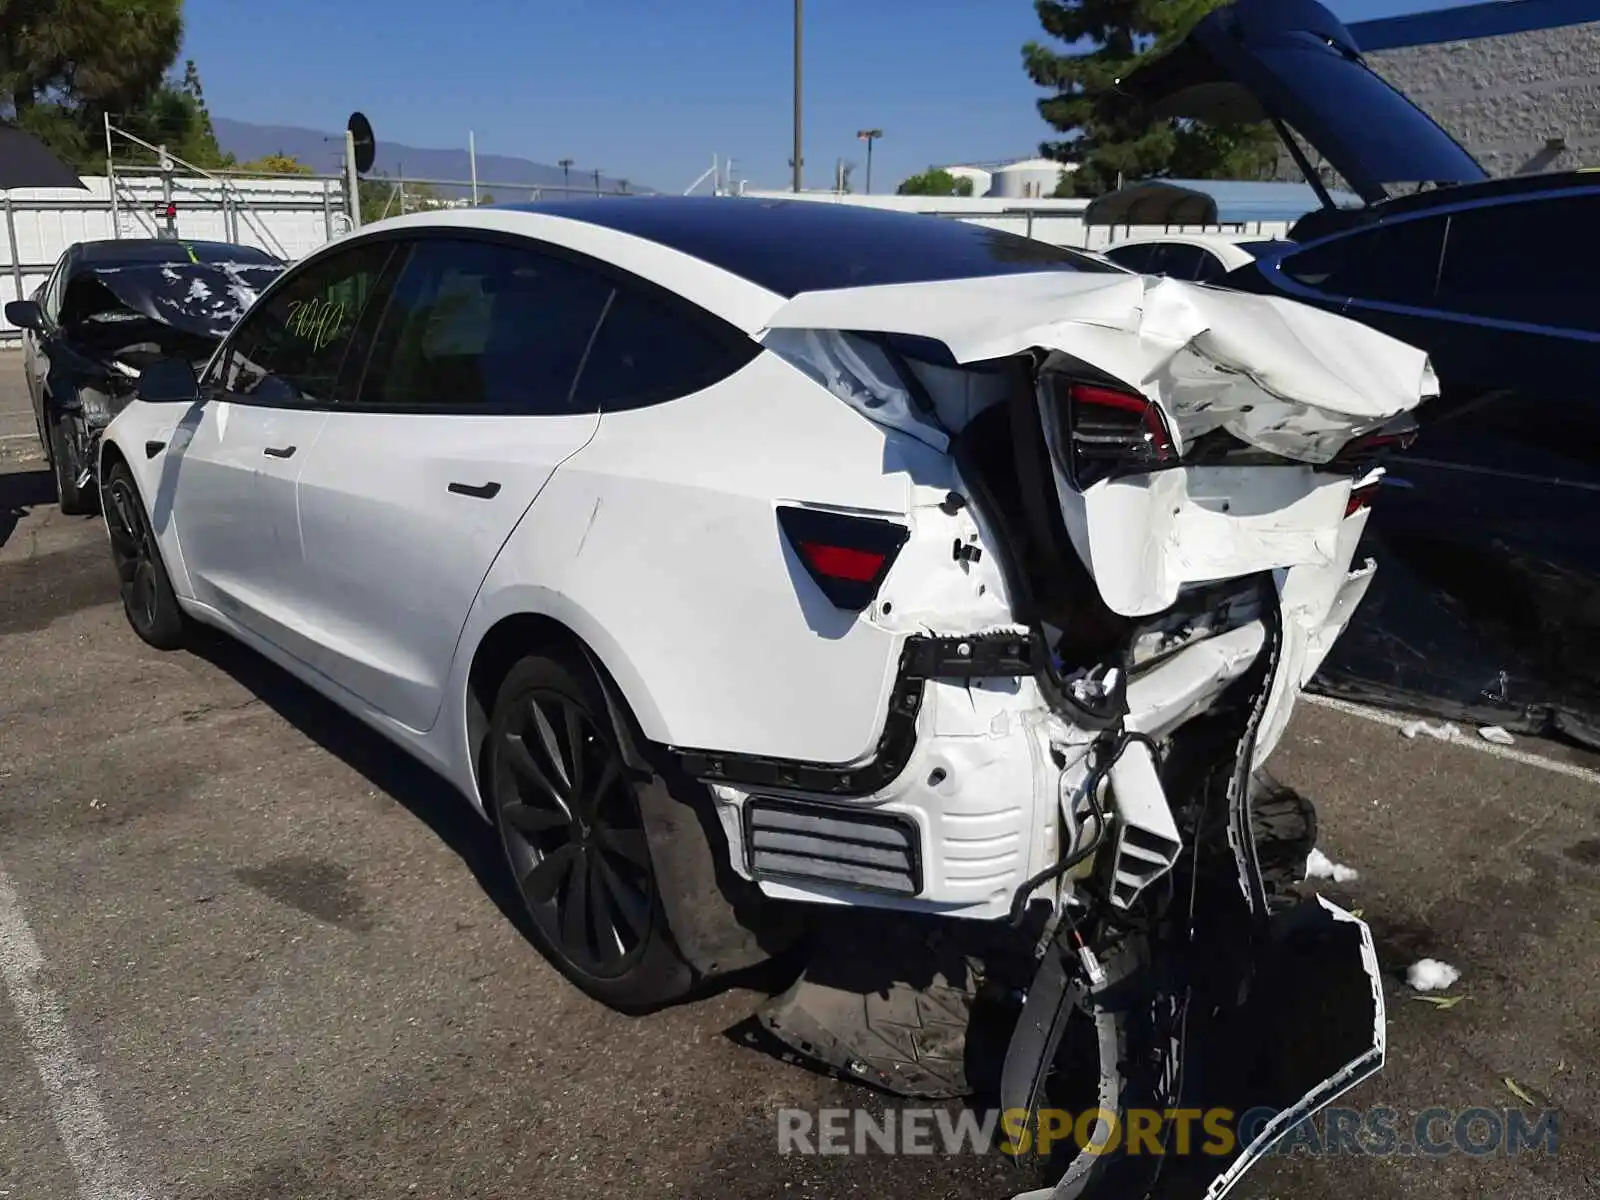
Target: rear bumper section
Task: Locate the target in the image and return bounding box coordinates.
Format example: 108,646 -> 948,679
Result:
693,619 -> 1268,920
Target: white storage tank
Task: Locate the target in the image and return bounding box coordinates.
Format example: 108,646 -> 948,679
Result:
944,165 -> 993,197
989,158 -> 1068,199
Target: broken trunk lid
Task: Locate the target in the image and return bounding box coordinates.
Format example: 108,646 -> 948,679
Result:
93,261 -> 285,342
1109,0 -> 1488,205
763,270 -> 1435,617
761,269 -> 1436,465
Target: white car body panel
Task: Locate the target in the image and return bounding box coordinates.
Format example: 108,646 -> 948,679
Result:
98,204 -> 1433,927
292,408 -> 600,732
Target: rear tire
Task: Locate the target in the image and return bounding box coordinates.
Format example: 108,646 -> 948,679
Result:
485,651 -> 697,1012
103,462 -> 187,650
48,416 -> 94,516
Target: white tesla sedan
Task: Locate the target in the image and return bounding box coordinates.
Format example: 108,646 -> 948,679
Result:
99,199 -> 1429,1190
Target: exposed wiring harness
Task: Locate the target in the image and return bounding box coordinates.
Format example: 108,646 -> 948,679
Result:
1007,726 -> 1165,927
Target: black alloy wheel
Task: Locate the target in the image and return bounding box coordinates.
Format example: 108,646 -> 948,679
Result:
492,677 -> 660,982
103,462 -> 185,649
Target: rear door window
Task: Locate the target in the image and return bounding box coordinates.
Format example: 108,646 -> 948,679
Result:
1281,217 -> 1446,306
1435,195 -> 1600,333
572,282 -> 757,412
1155,243 -> 1207,281
1104,243 -> 1159,273
356,237 -> 614,414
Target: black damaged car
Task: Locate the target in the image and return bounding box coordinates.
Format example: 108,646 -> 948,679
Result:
5,238 -> 284,514
1109,0 -> 1600,745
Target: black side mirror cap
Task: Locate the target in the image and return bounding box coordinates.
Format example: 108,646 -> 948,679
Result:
135,357 -> 201,405
4,299 -> 42,331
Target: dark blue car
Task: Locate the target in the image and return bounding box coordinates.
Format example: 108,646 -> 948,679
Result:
1115,0 -> 1600,745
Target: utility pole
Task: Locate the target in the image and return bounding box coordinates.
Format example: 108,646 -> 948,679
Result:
857,128 -> 883,194
593,167 -> 602,195
792,0 -> 803,192
559,158 -> 574,193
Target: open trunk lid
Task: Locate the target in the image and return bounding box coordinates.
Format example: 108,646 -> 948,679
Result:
762,269 -> 1435,616
1109,0 -> 1488,204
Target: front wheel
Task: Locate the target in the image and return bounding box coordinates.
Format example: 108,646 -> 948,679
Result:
103,462 -> 187,650
486,652 -> 696,1012
48,416 -> 94,516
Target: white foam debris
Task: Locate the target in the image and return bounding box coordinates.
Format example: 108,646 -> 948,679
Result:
1400,719 -> 1460,741
186,278 -> 211,300
1477,725 -> 1514,745
1304,848 -> 1359,883
1407,958 -> 1461,992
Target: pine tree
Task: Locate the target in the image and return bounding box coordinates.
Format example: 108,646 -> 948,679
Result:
1023,0 -> 1277,197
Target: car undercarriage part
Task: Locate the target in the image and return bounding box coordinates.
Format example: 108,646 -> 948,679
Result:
751,574 -> 1381,1199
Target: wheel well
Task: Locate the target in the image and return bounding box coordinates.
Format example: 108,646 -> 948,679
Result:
465,614 -> 593,808
99,439 -> 128,481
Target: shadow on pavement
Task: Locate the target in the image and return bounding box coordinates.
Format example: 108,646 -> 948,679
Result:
185,627 -> 807,1008
0,467 -> 56,548
186,630 -> 533,941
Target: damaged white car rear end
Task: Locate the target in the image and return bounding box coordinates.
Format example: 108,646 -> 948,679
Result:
100,201 -> 1429,1200
746,265 -> 1426,1198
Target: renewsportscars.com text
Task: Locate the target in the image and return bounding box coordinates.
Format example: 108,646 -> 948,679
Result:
776,1106 -> 1559,1159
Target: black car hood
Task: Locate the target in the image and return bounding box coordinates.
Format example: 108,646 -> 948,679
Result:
93,260 -> 284,341
1110,0 -> 1489,204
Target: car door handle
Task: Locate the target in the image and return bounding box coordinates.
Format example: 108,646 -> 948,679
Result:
448,480 -> 502,499
262,445 -> 297,459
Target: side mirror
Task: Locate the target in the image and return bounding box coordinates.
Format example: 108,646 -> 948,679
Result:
4,299 -> 42,332
135,357 -> 201,405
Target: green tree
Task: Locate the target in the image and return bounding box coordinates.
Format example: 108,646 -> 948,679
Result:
897,167 -> 975,197
1023,0 -> 1277,197
0,1 -> 229,171
239,152 -> 314,175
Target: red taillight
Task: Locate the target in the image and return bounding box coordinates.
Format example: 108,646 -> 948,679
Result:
1346,481 -> 1379,517
1056,380 -> 1176,488
797,542 -> 885,583
777,506 -> 909,611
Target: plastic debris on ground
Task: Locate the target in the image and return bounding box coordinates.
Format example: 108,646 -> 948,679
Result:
1406,958 -> 1461,992
1477,725 -> 1515,745
1400,719 -> 1460,742
1304,847 -> 1359,884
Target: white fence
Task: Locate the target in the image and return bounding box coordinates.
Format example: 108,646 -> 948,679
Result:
733,188 -> 1295,251
2,174 -> 347,340
3,179 -> 1296,344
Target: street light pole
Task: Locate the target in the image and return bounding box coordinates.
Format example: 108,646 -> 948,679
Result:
792,0 -> 803,192
857,128 -> 883,194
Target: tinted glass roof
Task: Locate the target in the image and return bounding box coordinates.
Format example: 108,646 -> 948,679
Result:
75,239 -> 280,267
502,197 -> 1115,296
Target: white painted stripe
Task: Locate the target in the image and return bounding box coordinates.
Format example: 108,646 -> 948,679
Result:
1304,693 -> 1600,787
0,864 -> 151,1200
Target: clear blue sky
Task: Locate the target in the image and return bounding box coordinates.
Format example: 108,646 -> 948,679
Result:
182,0 -> 1465,193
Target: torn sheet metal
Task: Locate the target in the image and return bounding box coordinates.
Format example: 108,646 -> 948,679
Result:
762,270 -> 1437,464
95,261 -> 284,341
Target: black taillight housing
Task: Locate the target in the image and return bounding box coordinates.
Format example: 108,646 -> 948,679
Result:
1049,378 -> 1177,489
1331,414 -> 1419,471
777,505 -> 909,612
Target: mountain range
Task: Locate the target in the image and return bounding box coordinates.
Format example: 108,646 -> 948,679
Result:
212,118 -> 650,198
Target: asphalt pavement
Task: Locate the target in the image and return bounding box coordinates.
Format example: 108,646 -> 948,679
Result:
0,361 -> 1596,1200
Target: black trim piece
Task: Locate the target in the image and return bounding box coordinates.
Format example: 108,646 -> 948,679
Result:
143,440 -> 165,459
776,505 -> 910,613
743,795 -> 924,897
671,632 -> 1031,797
448,480 -> 502,499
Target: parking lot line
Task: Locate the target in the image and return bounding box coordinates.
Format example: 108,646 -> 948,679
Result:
1304,693 -> 1600,786
0,863 -> 151,1200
